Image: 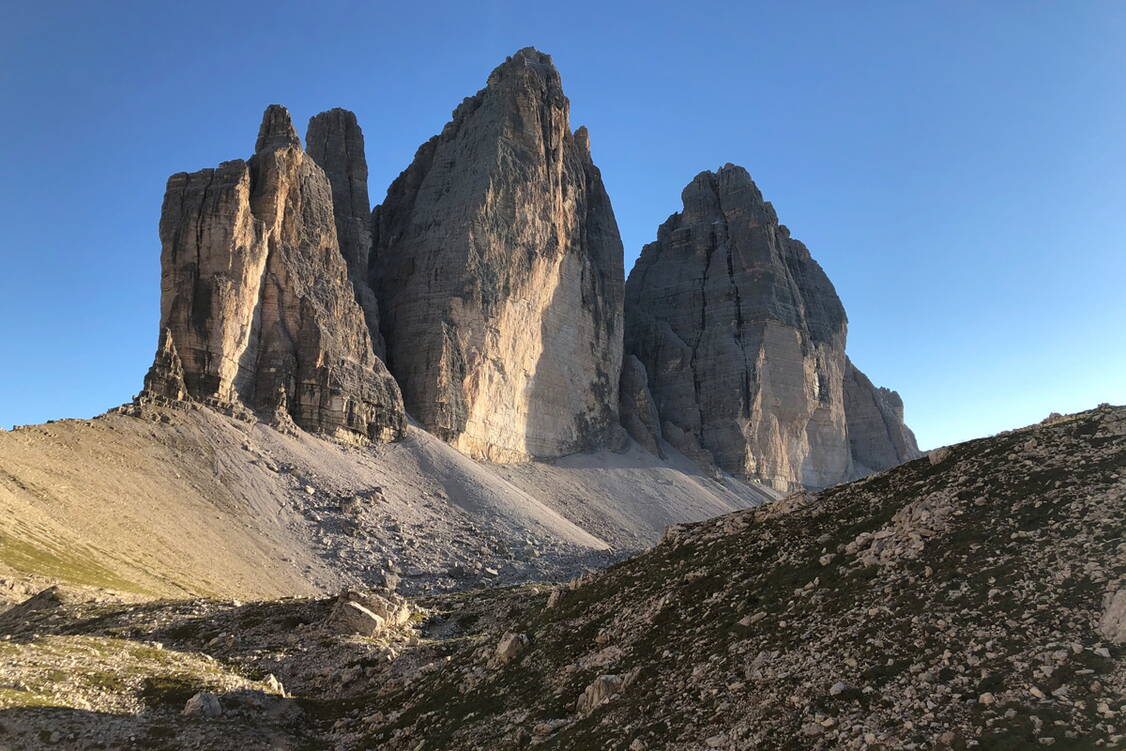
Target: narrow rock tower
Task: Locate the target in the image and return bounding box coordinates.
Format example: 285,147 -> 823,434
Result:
371,48 -> 625,461
305,108 -> 385,358
144,105 -> 405,443
624,164 -> 919,490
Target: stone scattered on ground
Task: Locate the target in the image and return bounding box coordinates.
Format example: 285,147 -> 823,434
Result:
0,405 -> 1119,750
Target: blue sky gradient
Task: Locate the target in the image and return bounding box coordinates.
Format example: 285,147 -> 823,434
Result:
1,1 -> 1123,449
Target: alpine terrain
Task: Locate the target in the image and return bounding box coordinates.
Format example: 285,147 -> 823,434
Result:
0,48 -> 1118,751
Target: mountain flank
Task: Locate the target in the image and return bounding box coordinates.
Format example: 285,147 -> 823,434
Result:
0,405 -> 1119,749
0,401 -> 768,605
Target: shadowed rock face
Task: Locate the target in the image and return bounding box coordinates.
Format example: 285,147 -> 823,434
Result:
305,108 -> 385,358
625,164 -> 917,490
371,47 -> 625,462
619,354 -> 664,458
144,105 -> 405,443
844,358 -> 921,474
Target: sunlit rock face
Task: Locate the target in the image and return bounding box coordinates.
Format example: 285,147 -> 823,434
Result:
370,48 -> 625,462
624,164 -> 918,491
145,105 -> 405,443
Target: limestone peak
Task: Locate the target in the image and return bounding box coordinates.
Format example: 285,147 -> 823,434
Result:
255,104 -> 301,153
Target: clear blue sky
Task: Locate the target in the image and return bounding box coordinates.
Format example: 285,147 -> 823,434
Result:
1,1 -> 1123,449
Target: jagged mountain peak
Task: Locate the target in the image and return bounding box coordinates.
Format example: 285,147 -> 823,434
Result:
675,163 -> 778,231
624,167 -> 916,490
143,102 -> 404,443
254,104 -> 301,153
488,46 -> 559,82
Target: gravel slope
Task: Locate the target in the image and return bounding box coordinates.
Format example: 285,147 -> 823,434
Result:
0,405 -> 1118,750
0,401 -> 769,603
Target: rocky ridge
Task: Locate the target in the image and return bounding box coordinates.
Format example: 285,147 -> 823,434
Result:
623,164 -> 919,491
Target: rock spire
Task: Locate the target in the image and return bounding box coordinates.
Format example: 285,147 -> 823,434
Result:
370,47 -> 625,461
305,108 -> 385,357
144,105 -> 405,443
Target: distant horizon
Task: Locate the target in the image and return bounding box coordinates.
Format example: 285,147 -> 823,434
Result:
2,1 -> 1124,450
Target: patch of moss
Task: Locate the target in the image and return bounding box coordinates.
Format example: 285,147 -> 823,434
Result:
139,675 -> 200,708
0,686 -> 56,708
0,533 -> 151,595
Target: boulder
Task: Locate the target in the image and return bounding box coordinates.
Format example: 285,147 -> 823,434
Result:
576,670 -> 637,714
1099,589 -> 1126,644
495,631 -> 529,664
326,600 -> 386,636
182,691 -> 223,717
326,590 -> 412,636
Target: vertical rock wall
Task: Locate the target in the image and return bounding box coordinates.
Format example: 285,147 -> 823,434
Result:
305,108 -> 386,358
625,164 -> 917,490
144,105 -> 405,443
370,48 -> 625,461
843,358 -> 921,474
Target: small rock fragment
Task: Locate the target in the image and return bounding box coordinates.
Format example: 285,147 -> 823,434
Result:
182,692 -> 222,717
495,632 -> 529,665
1097,589 -> 1125,644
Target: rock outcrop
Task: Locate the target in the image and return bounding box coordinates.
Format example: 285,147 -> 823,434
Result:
618,354 -> 663,458
370,47 -> 625,462
144,105 -> 405,443
305,108 -> 385,357
843,358 -> 920,475
624,164 -> 917,490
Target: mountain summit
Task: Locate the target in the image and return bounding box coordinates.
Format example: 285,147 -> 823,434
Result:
139,50 -> 919,487
143,104 -> 405,443
370,47 -> 626,462
623,164 -> 919,490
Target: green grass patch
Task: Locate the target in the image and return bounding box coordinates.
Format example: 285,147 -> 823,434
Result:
0,533 -> 151,595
